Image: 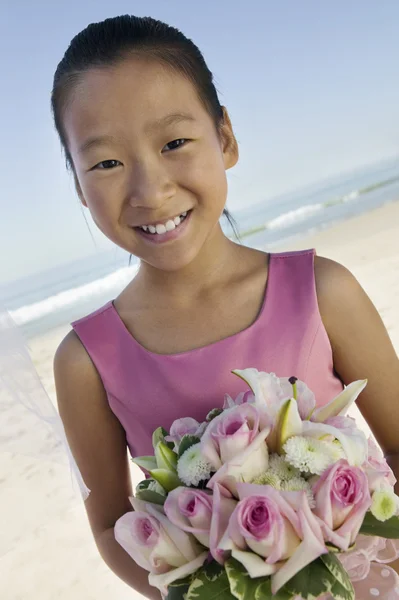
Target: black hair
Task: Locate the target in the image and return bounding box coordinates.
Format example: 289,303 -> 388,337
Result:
51,14 -> 239,251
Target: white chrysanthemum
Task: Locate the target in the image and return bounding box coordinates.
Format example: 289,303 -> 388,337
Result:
147,480 -> 166,496
251,471 -> 282,488
268,454 -> 301,481
283,436 -> 343,475
177,443 -> 213,486
371,489 -> 398,522
330,440 -> 346,461
281,476 -> 315,508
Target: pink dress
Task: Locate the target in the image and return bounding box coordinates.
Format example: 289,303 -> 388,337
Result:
71,249 -> 399,599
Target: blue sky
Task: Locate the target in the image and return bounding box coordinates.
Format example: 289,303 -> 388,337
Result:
1,1 -> 398,283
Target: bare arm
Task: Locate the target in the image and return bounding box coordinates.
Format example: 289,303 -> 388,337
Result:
54,331 -> 160,599
315,256 -> 399,492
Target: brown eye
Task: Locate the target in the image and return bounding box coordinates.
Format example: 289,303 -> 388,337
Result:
92,159 -> 122,170
163,139 -> 187,152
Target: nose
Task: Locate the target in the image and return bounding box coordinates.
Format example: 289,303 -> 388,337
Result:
127,158 -> 176,210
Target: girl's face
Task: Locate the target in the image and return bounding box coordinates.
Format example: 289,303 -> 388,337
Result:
64,56 -> 238,272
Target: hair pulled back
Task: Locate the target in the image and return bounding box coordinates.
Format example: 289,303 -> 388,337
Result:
51,14 -> 237,240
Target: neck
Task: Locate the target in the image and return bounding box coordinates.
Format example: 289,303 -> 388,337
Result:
135,226 -> 242,303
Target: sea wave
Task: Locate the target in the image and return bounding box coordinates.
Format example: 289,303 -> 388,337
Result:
241,186 -> 364,239
9,264 -> 139,326
265,203 -> 324,230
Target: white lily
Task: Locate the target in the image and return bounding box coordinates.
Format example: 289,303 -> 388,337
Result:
311,379 -> 368,423
232,368 -> 288,431
268,397 -> 303,454
233,369 -> 285,409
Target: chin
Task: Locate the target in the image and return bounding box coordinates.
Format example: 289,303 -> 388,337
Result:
141,244 -> 203,273
144,255 -> 197,273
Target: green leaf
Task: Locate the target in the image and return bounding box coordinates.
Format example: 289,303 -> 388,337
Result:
164,575 -> 192,600
135,488 -> 166,505
131,455 -> 158,471
225,558 -> 275,600
152,426 -> 169,450
135,478 -> 166,505
255,580 -> 292,600
186,562 -> 232,599
320,553 -> 354,594
282,555 -> 354,600
136,479 -> 153,490
178,435 -> 201,458
329,577 -> 356,600
206,408 -> 224,422
152,427 -> 175,451
155,441 -> 178,471
201,561 -> 225,580
360,512 -> 399,538
149,468 -> 182,492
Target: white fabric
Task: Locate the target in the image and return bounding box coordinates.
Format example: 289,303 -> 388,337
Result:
0,306 -> 90,502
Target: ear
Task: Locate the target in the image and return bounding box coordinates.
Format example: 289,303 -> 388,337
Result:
73,173 -> 88,207
220,106 -> 239,170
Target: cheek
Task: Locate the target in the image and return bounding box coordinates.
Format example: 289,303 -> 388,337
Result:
177,146 -> 227,203
81,188 -> 124,243
82,180 -> 120,223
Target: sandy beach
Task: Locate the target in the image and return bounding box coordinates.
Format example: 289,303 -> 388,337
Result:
1,200 -> 399,600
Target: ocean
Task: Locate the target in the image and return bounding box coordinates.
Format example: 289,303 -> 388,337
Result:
2,159 -> 399,340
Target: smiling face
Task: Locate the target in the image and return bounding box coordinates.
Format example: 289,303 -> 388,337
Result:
63,56 -> 238,271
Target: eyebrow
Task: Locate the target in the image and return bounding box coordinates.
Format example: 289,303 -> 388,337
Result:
77,113 -> 196,155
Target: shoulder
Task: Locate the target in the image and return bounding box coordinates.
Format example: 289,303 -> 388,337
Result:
53,330 -> 106,410
313,254 -> 365,324
54,329 -> 93,377
313,254 -> 396,378
314,254 -> 357,297
315,256 -> 376,328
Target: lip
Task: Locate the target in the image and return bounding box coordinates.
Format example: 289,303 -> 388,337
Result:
134,210 -> 192,245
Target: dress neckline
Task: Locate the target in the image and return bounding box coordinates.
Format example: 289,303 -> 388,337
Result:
108,252 -> 274,358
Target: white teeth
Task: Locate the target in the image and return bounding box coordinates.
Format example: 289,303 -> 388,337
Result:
139,210 -> 189,235
156,224 -> 167,234
165,220 -> 176,231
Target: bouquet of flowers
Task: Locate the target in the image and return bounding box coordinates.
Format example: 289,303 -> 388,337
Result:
115,370 -> 399,599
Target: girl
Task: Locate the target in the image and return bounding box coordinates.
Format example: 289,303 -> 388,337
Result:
52,15 -> 399,600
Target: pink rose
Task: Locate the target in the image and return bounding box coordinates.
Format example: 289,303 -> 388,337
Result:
218,483 -> 327,594
209,483 -> 238,564
229,494 -> 300,561
164,487 -> 237,553
165,417 -> 203,449
223,390 -> 254,409
115,498 -> 207,596
206,427 -> 270,496
313,459 -> 371,551
200,403 -> 262,470
164,488 -> 210,547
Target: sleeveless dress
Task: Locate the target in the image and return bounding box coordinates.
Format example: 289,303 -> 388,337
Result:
71,248 -> 399,599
